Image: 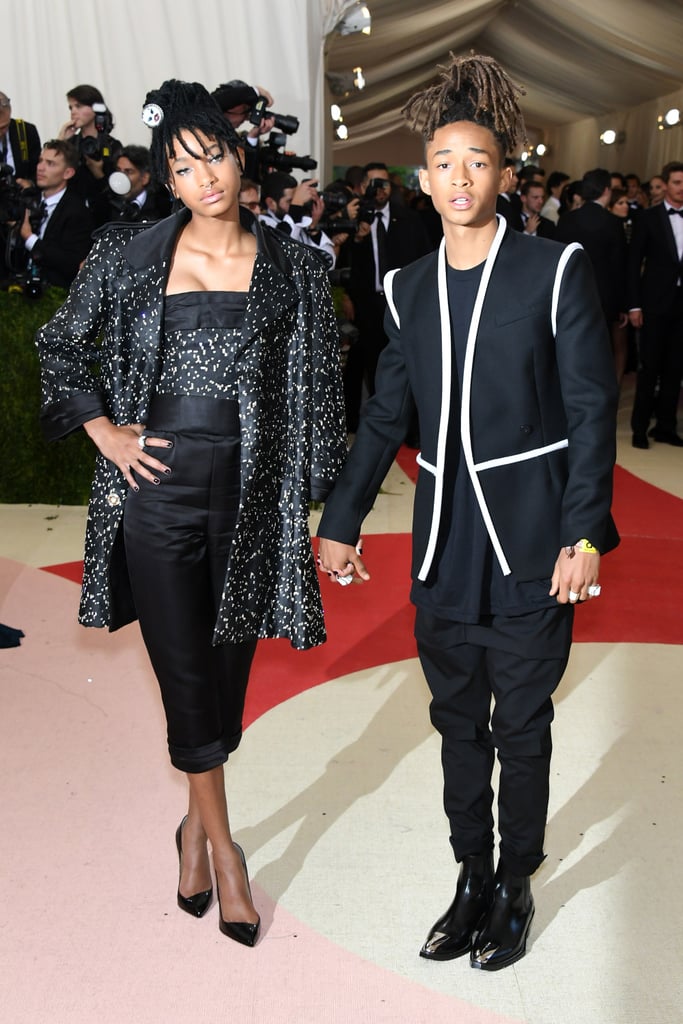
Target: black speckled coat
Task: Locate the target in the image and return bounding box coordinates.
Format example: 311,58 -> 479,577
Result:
36,208 -> 347,650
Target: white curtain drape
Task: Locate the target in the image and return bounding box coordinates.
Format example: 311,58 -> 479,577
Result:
4,0 -> 353,180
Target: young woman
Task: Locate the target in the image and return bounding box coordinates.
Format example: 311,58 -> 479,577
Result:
58,84 -> 122,224
37,80 -> 346,946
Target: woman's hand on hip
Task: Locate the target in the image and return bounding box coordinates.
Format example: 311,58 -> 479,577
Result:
83,416 -> 173,491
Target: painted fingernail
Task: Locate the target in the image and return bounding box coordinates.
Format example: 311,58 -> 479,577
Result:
163,468 -> 171,475
152,477 -> 160,485
165,441 -> 173,447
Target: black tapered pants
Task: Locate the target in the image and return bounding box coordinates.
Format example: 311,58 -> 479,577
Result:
415,604 -> 573,877
123,396 -> 257,774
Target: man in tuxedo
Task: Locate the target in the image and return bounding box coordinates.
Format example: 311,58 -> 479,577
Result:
519,181 -> 555,238
19,140 -> 94,289
0,91 -> 41,185
628,161 -> 683,447
554,168 -> 627,330
496,158 -> 523,231
318,54 -> 618,971
345,161 -> 432,430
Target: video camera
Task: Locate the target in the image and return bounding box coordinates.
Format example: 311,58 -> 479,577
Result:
79,103 -> 115,161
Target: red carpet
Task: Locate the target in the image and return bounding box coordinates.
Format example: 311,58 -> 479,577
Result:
40,459 -> 683,727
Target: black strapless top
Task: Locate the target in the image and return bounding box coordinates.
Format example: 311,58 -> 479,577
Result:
156,291 -> 248,400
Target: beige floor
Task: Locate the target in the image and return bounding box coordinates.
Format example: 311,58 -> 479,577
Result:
1,375 -> 682,1024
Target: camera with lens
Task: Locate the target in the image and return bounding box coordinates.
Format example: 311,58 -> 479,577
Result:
258,133 -> 318,175
249,95 -> 300,137
0,163 -> 42,225
320,189 -> 348,214
79,103 -> 115,161
0,163 -> 44,284
358,177 -> 389,224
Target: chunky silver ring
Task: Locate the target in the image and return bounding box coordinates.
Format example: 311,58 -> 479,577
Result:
137,435 -> 147,450
587,584 -> 601,598
568,590 -> 579,602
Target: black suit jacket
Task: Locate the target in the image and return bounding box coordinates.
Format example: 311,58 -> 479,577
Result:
496,193 -> 523,232
349,203 -> 433,306
555,201 -> 627,322
30,187 -> 95,288
628,203 -> 683,312
8,118 -> 41,180
320,219 -> 618,583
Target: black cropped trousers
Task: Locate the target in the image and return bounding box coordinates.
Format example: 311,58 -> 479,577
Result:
123,396 -> 257,774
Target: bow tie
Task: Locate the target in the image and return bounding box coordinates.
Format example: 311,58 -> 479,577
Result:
667,207 -> 683,217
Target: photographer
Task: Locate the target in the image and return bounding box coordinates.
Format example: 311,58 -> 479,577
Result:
19,140 -> 94,290
259,171 -> 336,267
108,145 -> 170,223
211,81 -> 276,182
345,161 -> 432,430
58,84 -> 122,226
316,179 -> 360,267
0,91 -> 41,186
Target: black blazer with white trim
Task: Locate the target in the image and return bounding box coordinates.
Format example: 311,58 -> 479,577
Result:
319,217 -> 619,584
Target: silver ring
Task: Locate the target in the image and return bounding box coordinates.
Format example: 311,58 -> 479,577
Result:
568,590 -> 579,602
587,584 -> 601,598
137,435 -> 147,450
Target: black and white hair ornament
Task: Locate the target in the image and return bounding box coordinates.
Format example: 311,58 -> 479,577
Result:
142,103 -> 164,128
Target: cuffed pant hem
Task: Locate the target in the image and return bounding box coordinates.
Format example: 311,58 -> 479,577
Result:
499,847 -> 546,878
170,728 -> 242,774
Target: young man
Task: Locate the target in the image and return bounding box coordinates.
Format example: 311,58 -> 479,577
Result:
317,53 -> 618,971
20,139 -> 94,288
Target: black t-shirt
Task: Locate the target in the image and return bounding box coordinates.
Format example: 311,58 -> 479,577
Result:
410,260 -> 556,622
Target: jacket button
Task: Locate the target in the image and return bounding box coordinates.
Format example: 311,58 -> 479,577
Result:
106,492 -> 122,507
520,424 -> 533,435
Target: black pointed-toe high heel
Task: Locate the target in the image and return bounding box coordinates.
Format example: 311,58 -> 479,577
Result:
175,815 -> 213,918
217,843 -> 260,947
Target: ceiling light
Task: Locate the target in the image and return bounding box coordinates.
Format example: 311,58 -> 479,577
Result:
353,66 -> 365,90
336,3 -> 371,35
665,107 -> 681,126
535,143 -> 547,157
330,103 -> 342,121
335,123 -> 349,140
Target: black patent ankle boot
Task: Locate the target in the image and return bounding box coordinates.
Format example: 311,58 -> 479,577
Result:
419,852 -> 495,960
470,862 -> 534,971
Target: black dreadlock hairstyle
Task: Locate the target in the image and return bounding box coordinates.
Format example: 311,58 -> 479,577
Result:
401,53 -> 527,158
144,79 -> 243,188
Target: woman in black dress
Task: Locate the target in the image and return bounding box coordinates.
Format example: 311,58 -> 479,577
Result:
37,80 -> 346,946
